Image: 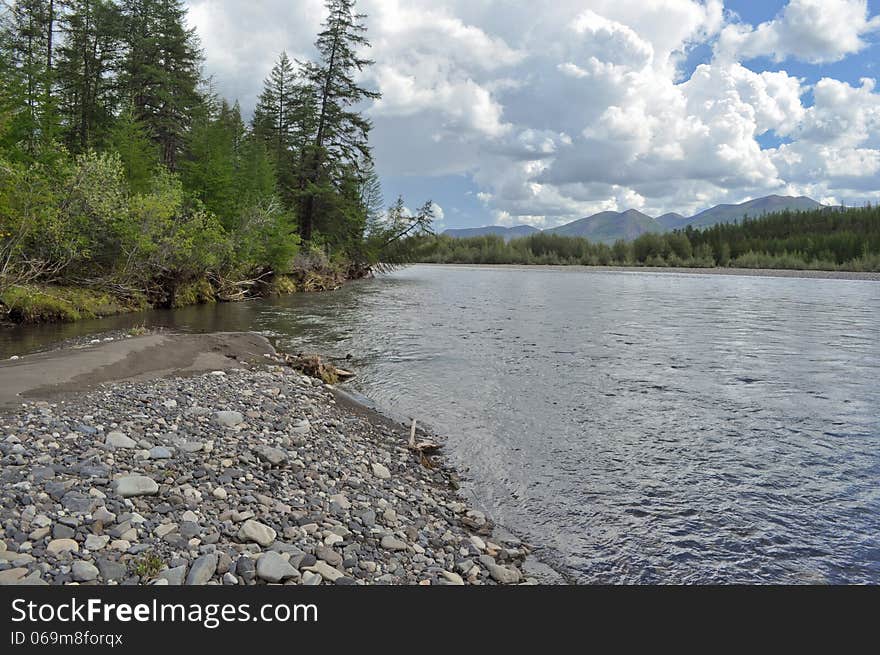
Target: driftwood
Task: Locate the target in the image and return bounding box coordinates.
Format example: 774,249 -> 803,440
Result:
406,418 -> 441,471
281,353 -> 343,384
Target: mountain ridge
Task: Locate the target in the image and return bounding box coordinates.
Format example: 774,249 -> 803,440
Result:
442,195 -> 827,244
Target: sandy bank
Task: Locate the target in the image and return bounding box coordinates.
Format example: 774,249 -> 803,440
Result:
0,332 -> 275,408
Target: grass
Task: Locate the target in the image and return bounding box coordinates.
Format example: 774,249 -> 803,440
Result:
132,552 -> 164,581
171,277 -> 216,308
0,284 -> 145,324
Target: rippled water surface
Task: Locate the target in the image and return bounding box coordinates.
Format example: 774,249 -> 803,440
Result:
4,265 -> 880,583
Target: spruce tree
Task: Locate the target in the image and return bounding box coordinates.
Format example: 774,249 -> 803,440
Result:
55,0 -> 123,152
298,0 -> 380,243
252,52 -> 308,206
119,0 -> 202,170
1,0 -> 62,157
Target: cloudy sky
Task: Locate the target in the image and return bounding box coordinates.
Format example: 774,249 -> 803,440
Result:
186,0 -> 880,230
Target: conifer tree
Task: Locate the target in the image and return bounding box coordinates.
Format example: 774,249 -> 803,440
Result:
119,0 -> 202,170
298,0 -> 380,243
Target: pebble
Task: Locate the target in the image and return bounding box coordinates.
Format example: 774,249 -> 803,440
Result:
46,539 -> 79,556
71,561 -> 100,582
115,475 -> 159,497
256,551 -> 300,583
371,463 -> 392,480
186,554 -> 218,586
0,359 -> 529,587
106,432 -> 137,449
238,519 -> 276,547
215,410 -> 244,427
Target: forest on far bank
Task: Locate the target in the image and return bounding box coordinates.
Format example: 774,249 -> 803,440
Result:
0,0 -> 432,322
412,206 -> 880,272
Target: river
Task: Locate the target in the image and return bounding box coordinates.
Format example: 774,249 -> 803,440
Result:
3,264 -> 879,583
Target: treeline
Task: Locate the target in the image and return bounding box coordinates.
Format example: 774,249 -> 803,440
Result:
0,0 -> 432,318
416,206 -> 880,271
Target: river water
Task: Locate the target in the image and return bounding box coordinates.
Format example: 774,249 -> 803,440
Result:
3,264 -> 879,583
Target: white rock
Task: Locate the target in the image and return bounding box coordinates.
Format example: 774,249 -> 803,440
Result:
371,462 -> 391,480
115,475 -> 159,497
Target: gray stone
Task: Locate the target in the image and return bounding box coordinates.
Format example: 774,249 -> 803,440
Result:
380,535 -> 408,551
61,491 -> 96,514
92,508 -> 116,524
97,558 -> 127,582
179,522 -> 201,539
256,551 -> 300,583
215,411 -> 244,428
253,445 -> 287,466
440,570 -> 465,585
71,560 -> 99,582
304,560 -> 343,582
158,565 -> 187,586
237,557 -> 256,583
371,462 -> 391,480
301,571 -> 322,585
315,546 -> 343,567
53,523 -> 76,540
487,563 -> 522,585
106,432 -> 137,449
84,534 -> 110,551
46,538 -> 79,556
115,475 -> 159,498
185,554 -> 217,585
238,519 -> 276,547
149,446 -> 173,459
0,568 -> 28,585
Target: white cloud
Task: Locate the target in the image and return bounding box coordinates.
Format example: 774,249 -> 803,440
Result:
185,0 -> 880,225
718,0 -> 880,64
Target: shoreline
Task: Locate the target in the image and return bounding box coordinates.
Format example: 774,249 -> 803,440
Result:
0,332 -> 536,586
416,263 -> 880,281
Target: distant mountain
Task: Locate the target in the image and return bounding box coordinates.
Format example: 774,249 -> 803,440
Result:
441,195 -> 825,244
545,209 -> 662,244
442,225 -> 540,241
655,212 -> 685,230
682,195 -> 823,229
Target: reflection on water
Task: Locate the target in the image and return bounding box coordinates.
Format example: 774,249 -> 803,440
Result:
3,265 -> 880,583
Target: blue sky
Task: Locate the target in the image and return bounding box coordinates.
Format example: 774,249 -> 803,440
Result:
187,1 -> 880,229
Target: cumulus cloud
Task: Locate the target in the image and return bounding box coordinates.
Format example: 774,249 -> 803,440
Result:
718,0 -> 880,64
185,0 -> 880,225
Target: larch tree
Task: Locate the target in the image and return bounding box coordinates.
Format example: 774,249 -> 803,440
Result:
298,0 -> 380,244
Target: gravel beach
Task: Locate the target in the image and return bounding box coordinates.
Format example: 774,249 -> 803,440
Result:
0,333 -> 532,586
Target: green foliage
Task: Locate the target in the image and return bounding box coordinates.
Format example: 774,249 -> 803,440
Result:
415,206 -> 880,272
0,0 -> 423,323
0,284 -> 140,323
107,107 -> 161,194
132,552 -> 164,580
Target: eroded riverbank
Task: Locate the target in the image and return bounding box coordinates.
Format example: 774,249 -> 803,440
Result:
0,333 -> 534,586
